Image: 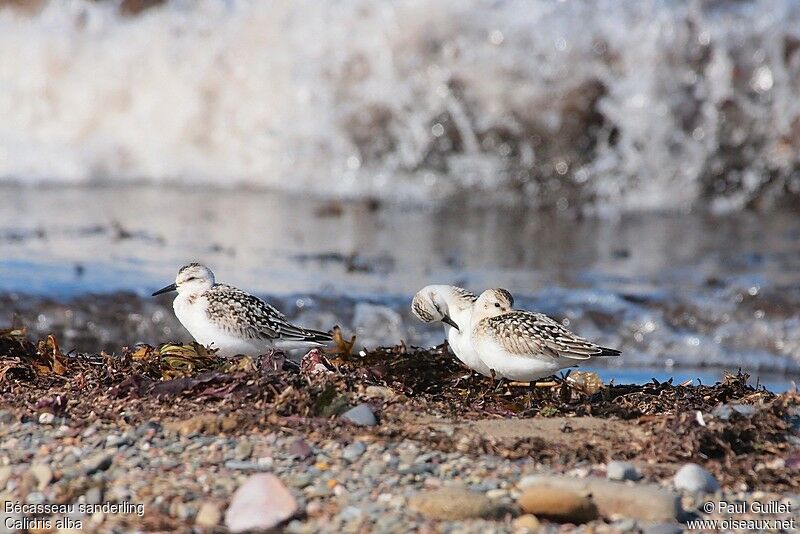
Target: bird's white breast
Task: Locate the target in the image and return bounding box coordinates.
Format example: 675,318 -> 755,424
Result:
472,334 -> 563,382
446,325 -> 494,377
173,294 -> 261,357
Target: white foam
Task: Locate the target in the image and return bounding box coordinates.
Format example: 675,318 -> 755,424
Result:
2,0 -> 800,209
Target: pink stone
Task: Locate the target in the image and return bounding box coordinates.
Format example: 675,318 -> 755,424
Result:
225,474 -> 298,533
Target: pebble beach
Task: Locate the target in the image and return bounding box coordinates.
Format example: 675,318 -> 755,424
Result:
0,330 -> 798,532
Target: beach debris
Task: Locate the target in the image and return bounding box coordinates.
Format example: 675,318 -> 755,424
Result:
129,342 -> 218,379
673,463 -> 720,494
340,403 -> 377,426
224,474 -> 298,532
409,486 -> 502,520
300,349 -> 334,375
566,370 -> 604,395
327,325 -> 356,358
695,410 -> 706,426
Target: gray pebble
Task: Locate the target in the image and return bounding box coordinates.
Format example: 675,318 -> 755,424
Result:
615,518 -> 638,532
224,460 -> 265,471
607,460 -> 641,481
0,410 -> 14,425
399,463 -> 434,475
165,442 -> 185,454
84,486 -> 103,505
363,462 -> 384,477
342,442 -> 367,462
339,505 -> 363,521
287,473 -> 313,488
642,522 -> 684,534
26,492 -> 46,504
341,404 -> 377,426
673,463 -> 719,494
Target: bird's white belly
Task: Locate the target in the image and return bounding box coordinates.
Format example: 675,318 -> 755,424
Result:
447,326 -> 494,377
474,339 -> 567,382
174,297 -> 264,358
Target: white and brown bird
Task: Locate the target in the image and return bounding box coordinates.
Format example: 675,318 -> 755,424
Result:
152,263 -> 331,357
411,284 -> 495,377
470,288 -> 620,382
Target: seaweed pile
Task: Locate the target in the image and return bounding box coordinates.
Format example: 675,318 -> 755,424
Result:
1,327 -> 798,492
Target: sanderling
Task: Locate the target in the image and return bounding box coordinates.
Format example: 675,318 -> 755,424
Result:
152,263 -> 332,357
411,284 -> 495,377
470,288 -> 620,382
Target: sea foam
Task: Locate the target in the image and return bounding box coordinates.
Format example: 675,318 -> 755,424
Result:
1,0 -> 799,211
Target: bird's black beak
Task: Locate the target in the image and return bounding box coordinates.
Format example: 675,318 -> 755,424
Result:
151,283 -> 177,296
442,315 -> 459,331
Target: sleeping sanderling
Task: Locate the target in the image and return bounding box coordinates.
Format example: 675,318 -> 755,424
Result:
411,284 -> 496,377
470,288 -> 620,382
152,263 -> 332,357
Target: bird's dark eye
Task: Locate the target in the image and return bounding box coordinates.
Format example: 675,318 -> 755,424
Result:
494,303 -> 501,308
186,276 -> 197,282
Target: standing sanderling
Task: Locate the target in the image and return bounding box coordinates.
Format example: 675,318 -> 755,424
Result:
152,263 -> 332,357
470,288 -> 620,382
411,284 -> 495,377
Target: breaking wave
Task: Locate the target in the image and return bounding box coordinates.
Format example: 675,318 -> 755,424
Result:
2,0 -> 800,211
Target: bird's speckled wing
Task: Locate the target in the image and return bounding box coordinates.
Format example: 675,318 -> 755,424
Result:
479,311 -> 620,360
452,286 -> 478,302
206,285 -> 331,343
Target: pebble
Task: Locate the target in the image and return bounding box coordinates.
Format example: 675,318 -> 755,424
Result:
29,464 -> 52,490
673,463 -> 719,494
83,451 -> 115,475
38,413 -> 55,425
642,522 -> 684,534
519,475 -> 680,522
518,484 -> 598,523
512,514 -> 541,531
409,486 -> 501,520
606,460 -> 641,481
0,467 -> 11,489
85,486 -> 103,505
342,441 -> 367,462
340,404 -> 377,426
224,460 -> 264,471
288,438 -> 313,459
287,473 -> 313,488
195,501 -> 221,528
225,474 -> 298,533
339,505 -> 363,521
234,440 -> 253,461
